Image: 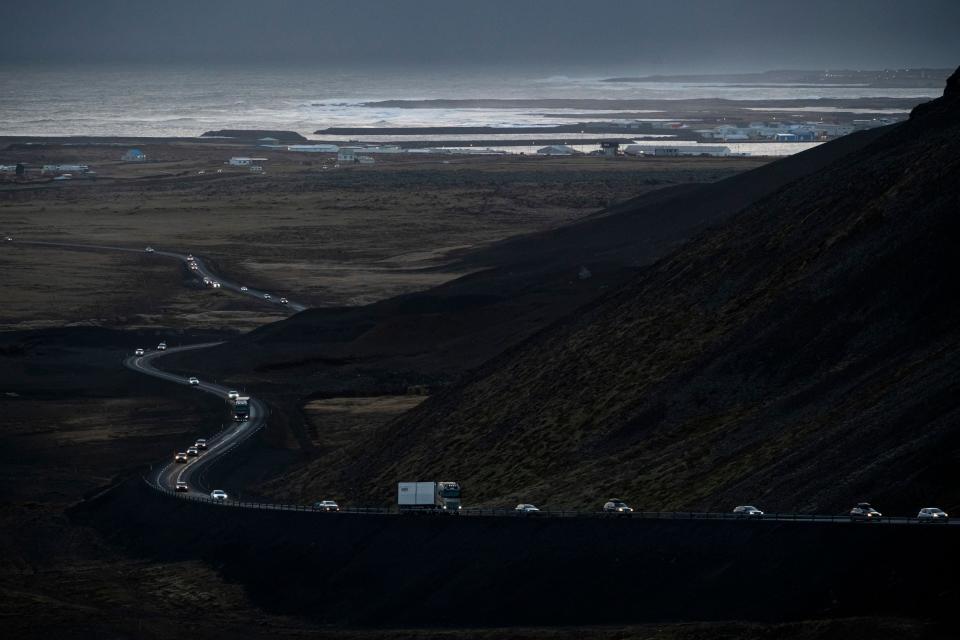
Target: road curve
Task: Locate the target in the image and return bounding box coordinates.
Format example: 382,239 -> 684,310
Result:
9,238 -> 959,524
7,239 -> 308,312
125,343 -> 269,497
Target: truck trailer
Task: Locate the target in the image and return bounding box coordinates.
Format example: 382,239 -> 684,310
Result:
397,481 -> 461,512
232,396 -> 251,421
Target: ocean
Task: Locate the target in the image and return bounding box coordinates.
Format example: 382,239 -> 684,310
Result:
0,66 -> 942,149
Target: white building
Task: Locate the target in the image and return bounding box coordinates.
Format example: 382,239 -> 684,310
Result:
228,157 -> 267,166
359,145 -> 402,154
649,145 -> 731,157
42,164 -> 90,174
357,155 -> 375,164
287,144 -> 340,153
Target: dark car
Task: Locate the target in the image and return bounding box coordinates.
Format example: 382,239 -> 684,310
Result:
850,503 -> 882,521
175,482 -> 189,492
603,499 -> 633,514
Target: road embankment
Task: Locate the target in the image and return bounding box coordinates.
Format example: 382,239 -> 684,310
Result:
72,477 -> 959,627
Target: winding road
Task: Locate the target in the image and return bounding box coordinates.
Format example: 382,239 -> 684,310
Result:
9,239 -> 307,312
5,237 -> 959,525
6,238 -> 300,497
125,343 -> 270,496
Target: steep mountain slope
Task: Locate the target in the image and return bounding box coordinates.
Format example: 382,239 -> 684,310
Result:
176,126 -> 887,403
310,68 -> 960,512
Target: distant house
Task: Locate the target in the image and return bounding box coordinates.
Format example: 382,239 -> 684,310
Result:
288,144 -> 339,153
337,147 -> 360,163
536,144 -> 578,156
228,157 -> 268,166
650,146 -> 731,157
360,145 -> 402,154
600,141 -> 621,157
122,148 -> 147,162
42,164 -> 90,174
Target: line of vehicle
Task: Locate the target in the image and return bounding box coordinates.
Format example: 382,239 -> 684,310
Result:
6,239 -> 307,312
9,237 -> 956,525
125,344 -> 267,497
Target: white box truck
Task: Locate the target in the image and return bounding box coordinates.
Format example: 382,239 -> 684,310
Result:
397,481 -> 461,512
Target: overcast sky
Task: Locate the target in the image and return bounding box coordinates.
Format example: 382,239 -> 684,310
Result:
2,0 -> 958,73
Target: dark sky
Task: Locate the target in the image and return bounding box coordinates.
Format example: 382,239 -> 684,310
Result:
2,0 -> 958,73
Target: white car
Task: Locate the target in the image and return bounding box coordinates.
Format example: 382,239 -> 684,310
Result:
240,286 -> 248,291
189,263 -> 199,270
186,447 -> 199,457
211,281 -> 221,288
263,293 -> 272,300
733,505 -> 764,518
280,297 -> 289,305
515,503 -> 540,513
210,489 -> 228,502
157,342 -> 167,350
4,237 -> 11,242
313,500 -> 340,512
145,246 -> 154,253
918,507 -> 949,522
188,377 -> 200,385
187,254 -> 194,260
194,438 -> 207,450
227,390 -> 239,400
134,348 -> 145,356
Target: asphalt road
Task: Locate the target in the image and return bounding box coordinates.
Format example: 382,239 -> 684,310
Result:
6,236 -> 958,525
5,238 -> 308,312
125,343 -> 268,498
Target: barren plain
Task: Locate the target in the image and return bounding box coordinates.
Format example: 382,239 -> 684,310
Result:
1,142 -> 767,331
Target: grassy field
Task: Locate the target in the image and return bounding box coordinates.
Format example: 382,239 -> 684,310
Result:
0,142 -> 767,330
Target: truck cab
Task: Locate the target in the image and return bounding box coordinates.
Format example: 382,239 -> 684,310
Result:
437,481 -> 461,511
232,396 -> 251,421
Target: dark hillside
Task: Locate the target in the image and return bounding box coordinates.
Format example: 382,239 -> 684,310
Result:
175,123 -> 888,400
315,68 -> 960,512
453,126 -> 889,274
